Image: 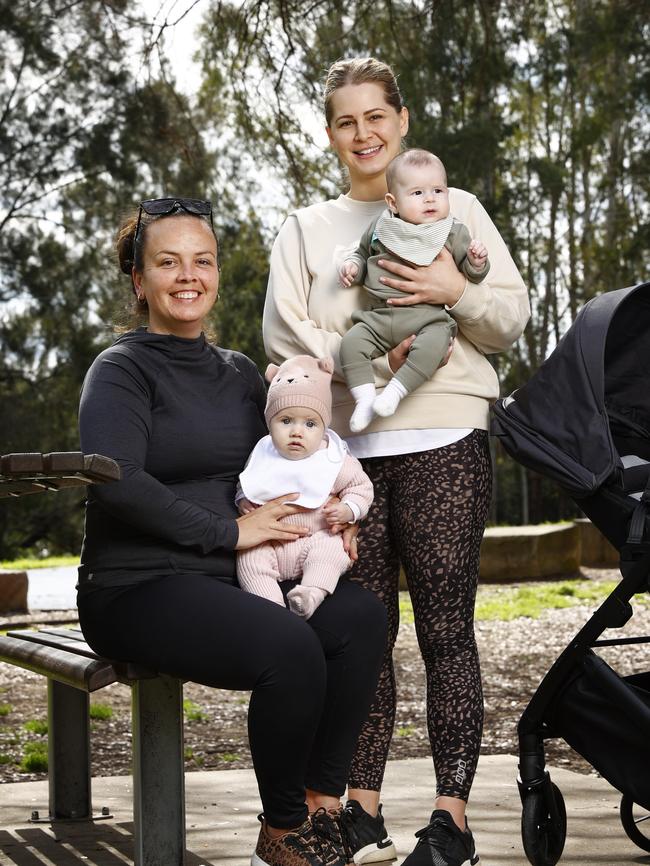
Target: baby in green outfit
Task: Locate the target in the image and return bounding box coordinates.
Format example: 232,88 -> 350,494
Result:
338,148 -> 489,432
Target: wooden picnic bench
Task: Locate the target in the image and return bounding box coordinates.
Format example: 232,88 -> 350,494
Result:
0,453 -> 187,866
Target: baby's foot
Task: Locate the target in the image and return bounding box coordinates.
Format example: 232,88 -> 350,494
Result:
349,384 -> 376,432
350,402 -> 375,432
373,379 -> 408,418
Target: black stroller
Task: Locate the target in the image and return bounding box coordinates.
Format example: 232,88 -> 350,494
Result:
491,281 -> 650,866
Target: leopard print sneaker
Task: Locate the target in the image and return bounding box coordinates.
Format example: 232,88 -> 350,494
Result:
251,813 -> 347,866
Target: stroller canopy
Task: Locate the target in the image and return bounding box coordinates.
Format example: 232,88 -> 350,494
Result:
492,282 -> 650,498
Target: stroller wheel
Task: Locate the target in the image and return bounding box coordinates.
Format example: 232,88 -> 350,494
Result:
620,795 -> 650,852
521,781 -> 567,866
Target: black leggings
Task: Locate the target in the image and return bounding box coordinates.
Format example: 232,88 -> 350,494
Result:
77,575 -> 386,828
347,430 -> 492,800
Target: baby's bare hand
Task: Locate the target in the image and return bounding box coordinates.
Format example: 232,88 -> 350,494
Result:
467,239 -> 488,269
339,260 -> 359,287
323,502 -> 354,526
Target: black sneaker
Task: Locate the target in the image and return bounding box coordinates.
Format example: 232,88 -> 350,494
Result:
401,809 -> 479,866
338,799 -> 397,863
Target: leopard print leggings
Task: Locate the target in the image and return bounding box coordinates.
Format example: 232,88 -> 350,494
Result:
347,429 -> 492,800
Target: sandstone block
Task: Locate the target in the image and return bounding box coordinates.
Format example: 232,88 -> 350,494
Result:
479,523 -> 581,582
0,571 -> 28,614
574,518 -> 619,568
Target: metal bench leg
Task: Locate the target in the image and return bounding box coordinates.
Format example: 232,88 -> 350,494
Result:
132,676 -> 185,866
48,680 -> 92,820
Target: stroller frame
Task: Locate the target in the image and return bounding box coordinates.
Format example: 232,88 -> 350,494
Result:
491,282 -> 650,865
517,545 -> 650,866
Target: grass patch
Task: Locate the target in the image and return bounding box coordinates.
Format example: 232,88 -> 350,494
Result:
0,754 -> 13,765
474,580 -> 619,621
398,579 -> 624,624
219,752 -> 238,762
0,704 -> 13,717
396,725 -> 415,737
89,704 -> 113,721
19,742 -> 48,773
23,720 -> 48,735
184,747 -> 204,766
399,594 -> 414,625
183,700 -> 208,722
0,555 -> 79,570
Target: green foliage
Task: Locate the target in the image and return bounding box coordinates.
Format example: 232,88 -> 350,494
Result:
0,754 -> 12,764
23,718 -> 47,735
19,741 -> 48,773
0,555 -> 79,570
396,725 -> 415,738
475,580 -> 620,621
1,0 -> 648,556
89,704 -> 113,721
183,699 -> 208,722
399,579 -> 624,623
219,752 -> 238,762
0,704 -> 12,717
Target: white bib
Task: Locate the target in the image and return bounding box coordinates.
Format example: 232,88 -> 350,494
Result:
240,429 -> 348,508
375,210 -> 454,266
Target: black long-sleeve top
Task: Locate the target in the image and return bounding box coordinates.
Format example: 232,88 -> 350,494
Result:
78,329 -> 267,586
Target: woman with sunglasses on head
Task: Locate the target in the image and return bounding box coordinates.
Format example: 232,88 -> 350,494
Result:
76,198 -> 388,866
263,59 -> 530,866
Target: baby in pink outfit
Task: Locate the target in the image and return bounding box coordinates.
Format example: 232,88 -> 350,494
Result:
237,355 -> 374,619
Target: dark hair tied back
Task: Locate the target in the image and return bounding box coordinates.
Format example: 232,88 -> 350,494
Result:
116,211 -> 140,276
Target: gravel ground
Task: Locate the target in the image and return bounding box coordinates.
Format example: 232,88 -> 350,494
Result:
1,567 -> 648,783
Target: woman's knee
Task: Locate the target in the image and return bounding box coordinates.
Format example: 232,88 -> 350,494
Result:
257,610 -> 327,689
321,580 -> 388,654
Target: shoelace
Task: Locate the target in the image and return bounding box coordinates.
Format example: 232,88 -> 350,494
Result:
311,808 -> 350,864
337,806 -> 359,853
415,816 -> 457,856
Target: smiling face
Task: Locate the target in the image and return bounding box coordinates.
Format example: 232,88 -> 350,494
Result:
132,215 -> 219,338
385,161 -> 450,225
269,407 -> 325,460
326,82 -> 409,198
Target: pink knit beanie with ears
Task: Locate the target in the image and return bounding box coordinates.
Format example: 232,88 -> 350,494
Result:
264,355 -> 334,428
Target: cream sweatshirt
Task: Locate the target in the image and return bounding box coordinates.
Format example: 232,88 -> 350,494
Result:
263,189 -> 530,438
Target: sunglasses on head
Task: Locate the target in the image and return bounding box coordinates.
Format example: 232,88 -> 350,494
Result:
133,197 -> 215,250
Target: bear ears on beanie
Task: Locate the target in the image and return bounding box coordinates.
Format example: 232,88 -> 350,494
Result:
265,355 -> 334,383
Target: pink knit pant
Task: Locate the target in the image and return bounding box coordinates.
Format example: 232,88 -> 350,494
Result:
238,508 -> 352,590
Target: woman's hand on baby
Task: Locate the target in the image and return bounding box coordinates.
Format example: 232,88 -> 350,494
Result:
235,494 -> 309,550
379,247 -> 465,307
338,260 -> 359,287
440,335 -> 455,367
341,522 -> 360,561
467,239 -> 488,270
323,501 -> 354,526
387,332 -> 454,375
387,334 -> 416,373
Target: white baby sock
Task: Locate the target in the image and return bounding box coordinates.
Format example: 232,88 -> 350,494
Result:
349,383 -> 377,432
287,585 -> 327,619
373,379 -> 408,418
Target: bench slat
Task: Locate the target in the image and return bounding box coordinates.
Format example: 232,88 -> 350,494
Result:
7,630 -> 99,660
6,629 -> 158,683
0,635 -> 118,692
37,627 -> 86,641
83,453 -> 121,482
0,452 -> 120,498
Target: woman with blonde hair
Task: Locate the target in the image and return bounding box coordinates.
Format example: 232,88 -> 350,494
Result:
264,57 -> 529,866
